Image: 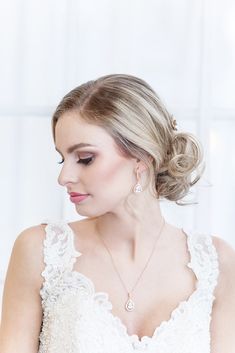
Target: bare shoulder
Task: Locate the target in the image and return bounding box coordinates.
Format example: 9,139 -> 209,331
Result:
0,224 -> 47,351
12,223 -> 48,290
14,223 -> 47,251
211,235 -> 235,292
15,223 -> 47,245
210,235 -> 235,352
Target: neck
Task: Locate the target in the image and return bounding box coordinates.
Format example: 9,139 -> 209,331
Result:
94,196 -> 167,261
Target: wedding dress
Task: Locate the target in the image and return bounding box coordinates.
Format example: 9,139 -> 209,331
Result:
38,219 -> 219,353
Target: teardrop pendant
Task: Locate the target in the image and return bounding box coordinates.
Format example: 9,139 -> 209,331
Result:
125,295 -> 135,312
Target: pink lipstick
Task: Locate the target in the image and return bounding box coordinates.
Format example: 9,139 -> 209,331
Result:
69,193 -> 89,204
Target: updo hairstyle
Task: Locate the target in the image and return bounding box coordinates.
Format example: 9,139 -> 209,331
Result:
52,74 -> 205,206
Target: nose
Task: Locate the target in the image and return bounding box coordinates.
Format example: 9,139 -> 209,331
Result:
57,163 -> 79,187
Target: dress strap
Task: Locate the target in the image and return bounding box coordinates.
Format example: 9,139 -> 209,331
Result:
39,219 -> 81,305
184,227 -> 219,297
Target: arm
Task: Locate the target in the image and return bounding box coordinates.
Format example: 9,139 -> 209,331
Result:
210,235 -> 235,353
0,225 -> 46,353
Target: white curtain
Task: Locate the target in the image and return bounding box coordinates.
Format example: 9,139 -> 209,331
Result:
0,0 -> 235,313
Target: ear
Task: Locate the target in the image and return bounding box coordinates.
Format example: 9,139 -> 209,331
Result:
136,155 -> 153,174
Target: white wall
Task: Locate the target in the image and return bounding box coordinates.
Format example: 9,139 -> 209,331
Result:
0,0 -> 235,318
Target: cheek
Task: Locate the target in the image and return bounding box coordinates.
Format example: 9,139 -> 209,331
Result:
94,159 -> 134,192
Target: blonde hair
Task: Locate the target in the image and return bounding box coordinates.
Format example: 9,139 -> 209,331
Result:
52,74 -> 205,206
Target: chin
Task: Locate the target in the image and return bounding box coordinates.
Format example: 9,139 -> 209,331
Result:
75,206 -> 106,219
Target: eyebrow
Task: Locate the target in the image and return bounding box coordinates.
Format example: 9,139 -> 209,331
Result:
55,143 -> 97,154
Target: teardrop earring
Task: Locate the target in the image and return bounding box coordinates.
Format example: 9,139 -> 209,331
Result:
133,170 -> 143,193
134,182 -> 142,193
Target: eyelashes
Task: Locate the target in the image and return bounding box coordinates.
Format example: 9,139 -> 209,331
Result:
57,156 -> 93,165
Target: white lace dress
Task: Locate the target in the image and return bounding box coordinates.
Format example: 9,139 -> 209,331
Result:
38,219 -> 219,353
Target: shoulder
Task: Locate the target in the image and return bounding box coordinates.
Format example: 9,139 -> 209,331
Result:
15,223 -> 47,245
210,235 -> 235,350
14,223 -> 47,261
11,224 -> 48,290
0,224 -> 47,349
211,234 -> 235,272
211,235 -> 235,298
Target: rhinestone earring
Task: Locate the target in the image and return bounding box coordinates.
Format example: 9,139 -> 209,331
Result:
134,182 -> 142,193
134,170 -> 143,193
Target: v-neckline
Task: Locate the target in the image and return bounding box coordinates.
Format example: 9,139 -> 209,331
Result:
64,222 -> 200,346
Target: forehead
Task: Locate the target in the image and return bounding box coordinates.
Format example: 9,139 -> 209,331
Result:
54,111 -> 116,152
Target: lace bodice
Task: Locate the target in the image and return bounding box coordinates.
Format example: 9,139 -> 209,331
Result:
38,219 -> 219,353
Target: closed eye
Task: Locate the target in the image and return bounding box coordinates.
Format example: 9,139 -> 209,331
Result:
57,157 -> 94,165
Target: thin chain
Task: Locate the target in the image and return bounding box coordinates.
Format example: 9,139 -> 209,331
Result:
98,217 -> 166,297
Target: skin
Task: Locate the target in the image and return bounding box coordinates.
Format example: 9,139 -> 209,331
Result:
55,111 -> 194,337
0,110 -> 235,352
55,111 -> 166,258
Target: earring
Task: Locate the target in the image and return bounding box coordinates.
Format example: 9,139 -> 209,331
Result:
134,182 -> 143,193
134,170 -> 143,193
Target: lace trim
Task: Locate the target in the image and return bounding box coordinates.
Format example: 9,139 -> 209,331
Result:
68,269 -> 200,347
184,227 -> 219,297
66,224 -> 219,345
39,220 -> 219,349
39,219 -> 82,306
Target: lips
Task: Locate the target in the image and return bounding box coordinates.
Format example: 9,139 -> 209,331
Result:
69,194 -> 89,204
69,192 -> 88,197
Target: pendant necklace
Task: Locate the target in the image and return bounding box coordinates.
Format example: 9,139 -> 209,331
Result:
98,217 -> 166,312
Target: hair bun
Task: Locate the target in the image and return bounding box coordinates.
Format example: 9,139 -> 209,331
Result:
156,131 -> 205,204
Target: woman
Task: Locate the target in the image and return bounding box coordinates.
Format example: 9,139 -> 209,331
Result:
0,74 -> 235,353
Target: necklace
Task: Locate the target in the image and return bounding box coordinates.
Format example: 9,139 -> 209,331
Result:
97,217 -> 166,312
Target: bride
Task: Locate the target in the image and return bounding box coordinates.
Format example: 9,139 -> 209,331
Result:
0,74 -> 235,353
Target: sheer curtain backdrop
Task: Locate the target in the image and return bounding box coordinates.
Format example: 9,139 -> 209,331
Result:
0,0 -> 235,316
